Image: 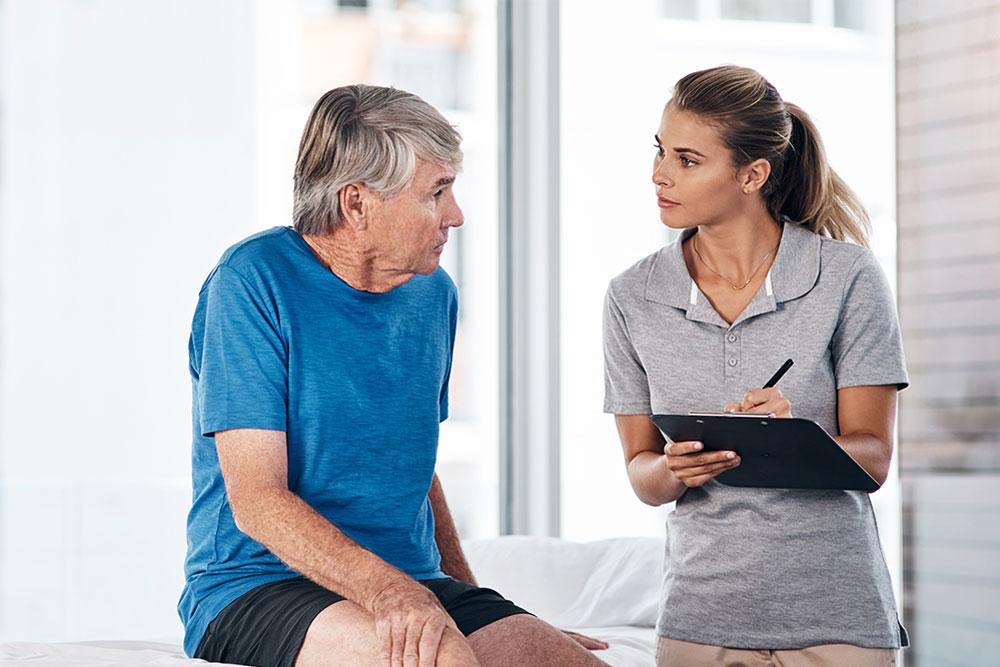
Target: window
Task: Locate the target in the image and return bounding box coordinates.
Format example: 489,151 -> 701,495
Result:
664,0 -> 871,31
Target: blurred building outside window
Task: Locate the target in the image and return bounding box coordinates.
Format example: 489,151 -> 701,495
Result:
665,0 -> 870,30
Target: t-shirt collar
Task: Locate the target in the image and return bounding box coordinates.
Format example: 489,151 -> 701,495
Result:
644,221 -> 822,321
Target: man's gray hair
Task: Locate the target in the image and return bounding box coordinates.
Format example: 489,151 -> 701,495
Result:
293,85 -> 463,235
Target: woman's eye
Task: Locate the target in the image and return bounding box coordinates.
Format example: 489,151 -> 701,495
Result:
680,156 -> 696,167
653,144 -> 664,157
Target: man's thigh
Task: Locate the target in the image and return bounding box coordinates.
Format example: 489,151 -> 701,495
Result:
467,614 -> 607,667
296,600 -> 477,667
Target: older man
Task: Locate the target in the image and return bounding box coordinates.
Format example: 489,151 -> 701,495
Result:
179,86 -> 606,667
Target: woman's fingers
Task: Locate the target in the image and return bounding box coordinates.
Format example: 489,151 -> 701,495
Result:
664,440 -> 703,456
666,446 -> 736,469
676,459 -> 740,481
736,387 -> 792,417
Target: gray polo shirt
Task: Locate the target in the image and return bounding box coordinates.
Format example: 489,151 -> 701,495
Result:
603,222 -> 909,650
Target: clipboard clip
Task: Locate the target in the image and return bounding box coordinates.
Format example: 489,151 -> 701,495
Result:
688,410 -> 776,418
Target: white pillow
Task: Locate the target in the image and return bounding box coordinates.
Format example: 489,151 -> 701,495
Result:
462,536 -> 663,628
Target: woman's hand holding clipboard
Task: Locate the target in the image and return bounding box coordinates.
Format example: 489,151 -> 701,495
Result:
652,359 -> 880,492
659,360 -> 794,489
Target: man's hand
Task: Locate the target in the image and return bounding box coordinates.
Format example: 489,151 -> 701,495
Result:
563,630 -> 609,650
370,580 -> 457,667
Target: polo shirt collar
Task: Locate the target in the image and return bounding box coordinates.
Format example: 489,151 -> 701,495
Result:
644,221 -> 821,326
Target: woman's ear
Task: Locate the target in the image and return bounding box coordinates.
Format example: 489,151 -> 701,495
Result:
338,183 -> 370,230
740,158 -> 772,195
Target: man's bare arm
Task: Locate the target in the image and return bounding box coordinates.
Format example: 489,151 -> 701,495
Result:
215,428 -> 409,607
215,428 -> 457,666
429,472 -> 477,585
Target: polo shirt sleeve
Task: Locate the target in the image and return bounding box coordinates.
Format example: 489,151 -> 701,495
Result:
830,250 -> 909,391
603,286 -> 652,414
196,263 -> 288,436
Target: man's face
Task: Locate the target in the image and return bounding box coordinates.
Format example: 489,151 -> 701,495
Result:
366,159 -> 464,276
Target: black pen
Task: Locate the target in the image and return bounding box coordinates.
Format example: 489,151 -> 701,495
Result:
763,359 -> 794,388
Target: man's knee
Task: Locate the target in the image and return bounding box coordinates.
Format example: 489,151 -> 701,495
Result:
295,602 -> 479,667
436,627 -> 481,667
296,601 -> 380,667
467,614 -> 606,666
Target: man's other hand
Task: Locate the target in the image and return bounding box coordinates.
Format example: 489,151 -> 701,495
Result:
370,580 -> 457,667
563,630 -> 610,651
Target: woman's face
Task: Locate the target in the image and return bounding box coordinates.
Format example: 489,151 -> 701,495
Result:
652,106 -> 746,230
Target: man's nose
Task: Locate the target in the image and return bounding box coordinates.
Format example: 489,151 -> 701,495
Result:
446,200 -> 465,228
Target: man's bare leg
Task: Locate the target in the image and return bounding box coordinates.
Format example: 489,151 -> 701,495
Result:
295,601 -> 480,667
467,615 -> 607,667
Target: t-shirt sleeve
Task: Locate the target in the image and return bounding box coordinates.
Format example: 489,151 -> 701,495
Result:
603,285 -> 652,414
196,264 -> 288,436
439,286 -> 458,423
831,250 -> 909,391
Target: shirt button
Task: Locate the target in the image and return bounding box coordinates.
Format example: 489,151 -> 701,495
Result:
728,333 -> 737,342
728,357 -> 738,367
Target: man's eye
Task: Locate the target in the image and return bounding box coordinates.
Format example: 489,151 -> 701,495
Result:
433,190 -> 444,198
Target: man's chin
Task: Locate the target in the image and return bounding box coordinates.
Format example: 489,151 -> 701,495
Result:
416,257 -> 442,275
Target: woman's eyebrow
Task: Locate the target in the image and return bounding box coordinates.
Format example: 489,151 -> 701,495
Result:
673,146 -> 706,157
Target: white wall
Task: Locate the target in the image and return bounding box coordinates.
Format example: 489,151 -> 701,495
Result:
0,0 -> 264,641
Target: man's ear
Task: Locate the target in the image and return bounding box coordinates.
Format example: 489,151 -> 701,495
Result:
338,183 -> 370,230
740,158 -> 772,195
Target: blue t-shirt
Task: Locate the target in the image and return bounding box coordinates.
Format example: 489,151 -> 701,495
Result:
178,226 -> 456,656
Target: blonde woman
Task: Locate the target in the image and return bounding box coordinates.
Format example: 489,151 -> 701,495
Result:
603,66 -> 908,667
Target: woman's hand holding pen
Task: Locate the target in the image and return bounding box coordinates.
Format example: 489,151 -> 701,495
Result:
665,360 -> 794,488
723,387 -> 793,418
664,440 -> 741,488
724,359 -> 794,417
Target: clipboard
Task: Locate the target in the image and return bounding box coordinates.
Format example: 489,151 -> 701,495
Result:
650,414 -> 879,492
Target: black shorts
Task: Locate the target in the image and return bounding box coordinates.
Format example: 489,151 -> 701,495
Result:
194,576 -> 531,667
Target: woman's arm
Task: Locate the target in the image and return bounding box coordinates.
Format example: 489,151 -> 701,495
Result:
833,385 -> 897,487
615,415 -> 740,505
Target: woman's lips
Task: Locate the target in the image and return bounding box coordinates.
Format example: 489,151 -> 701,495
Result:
658,196 -> 680,208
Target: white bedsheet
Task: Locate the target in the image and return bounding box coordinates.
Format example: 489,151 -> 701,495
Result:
2,536 -> 661,666
0,627 -> 655,666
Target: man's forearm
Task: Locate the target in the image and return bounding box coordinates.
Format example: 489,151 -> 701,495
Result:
231,486 -> 409,609
429,473 -> 477,585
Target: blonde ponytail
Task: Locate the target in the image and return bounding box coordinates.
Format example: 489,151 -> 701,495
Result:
670,66 -> 870,247
780,103 -> 870,246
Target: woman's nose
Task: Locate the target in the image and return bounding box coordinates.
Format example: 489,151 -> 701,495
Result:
652,162 -> 674,187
